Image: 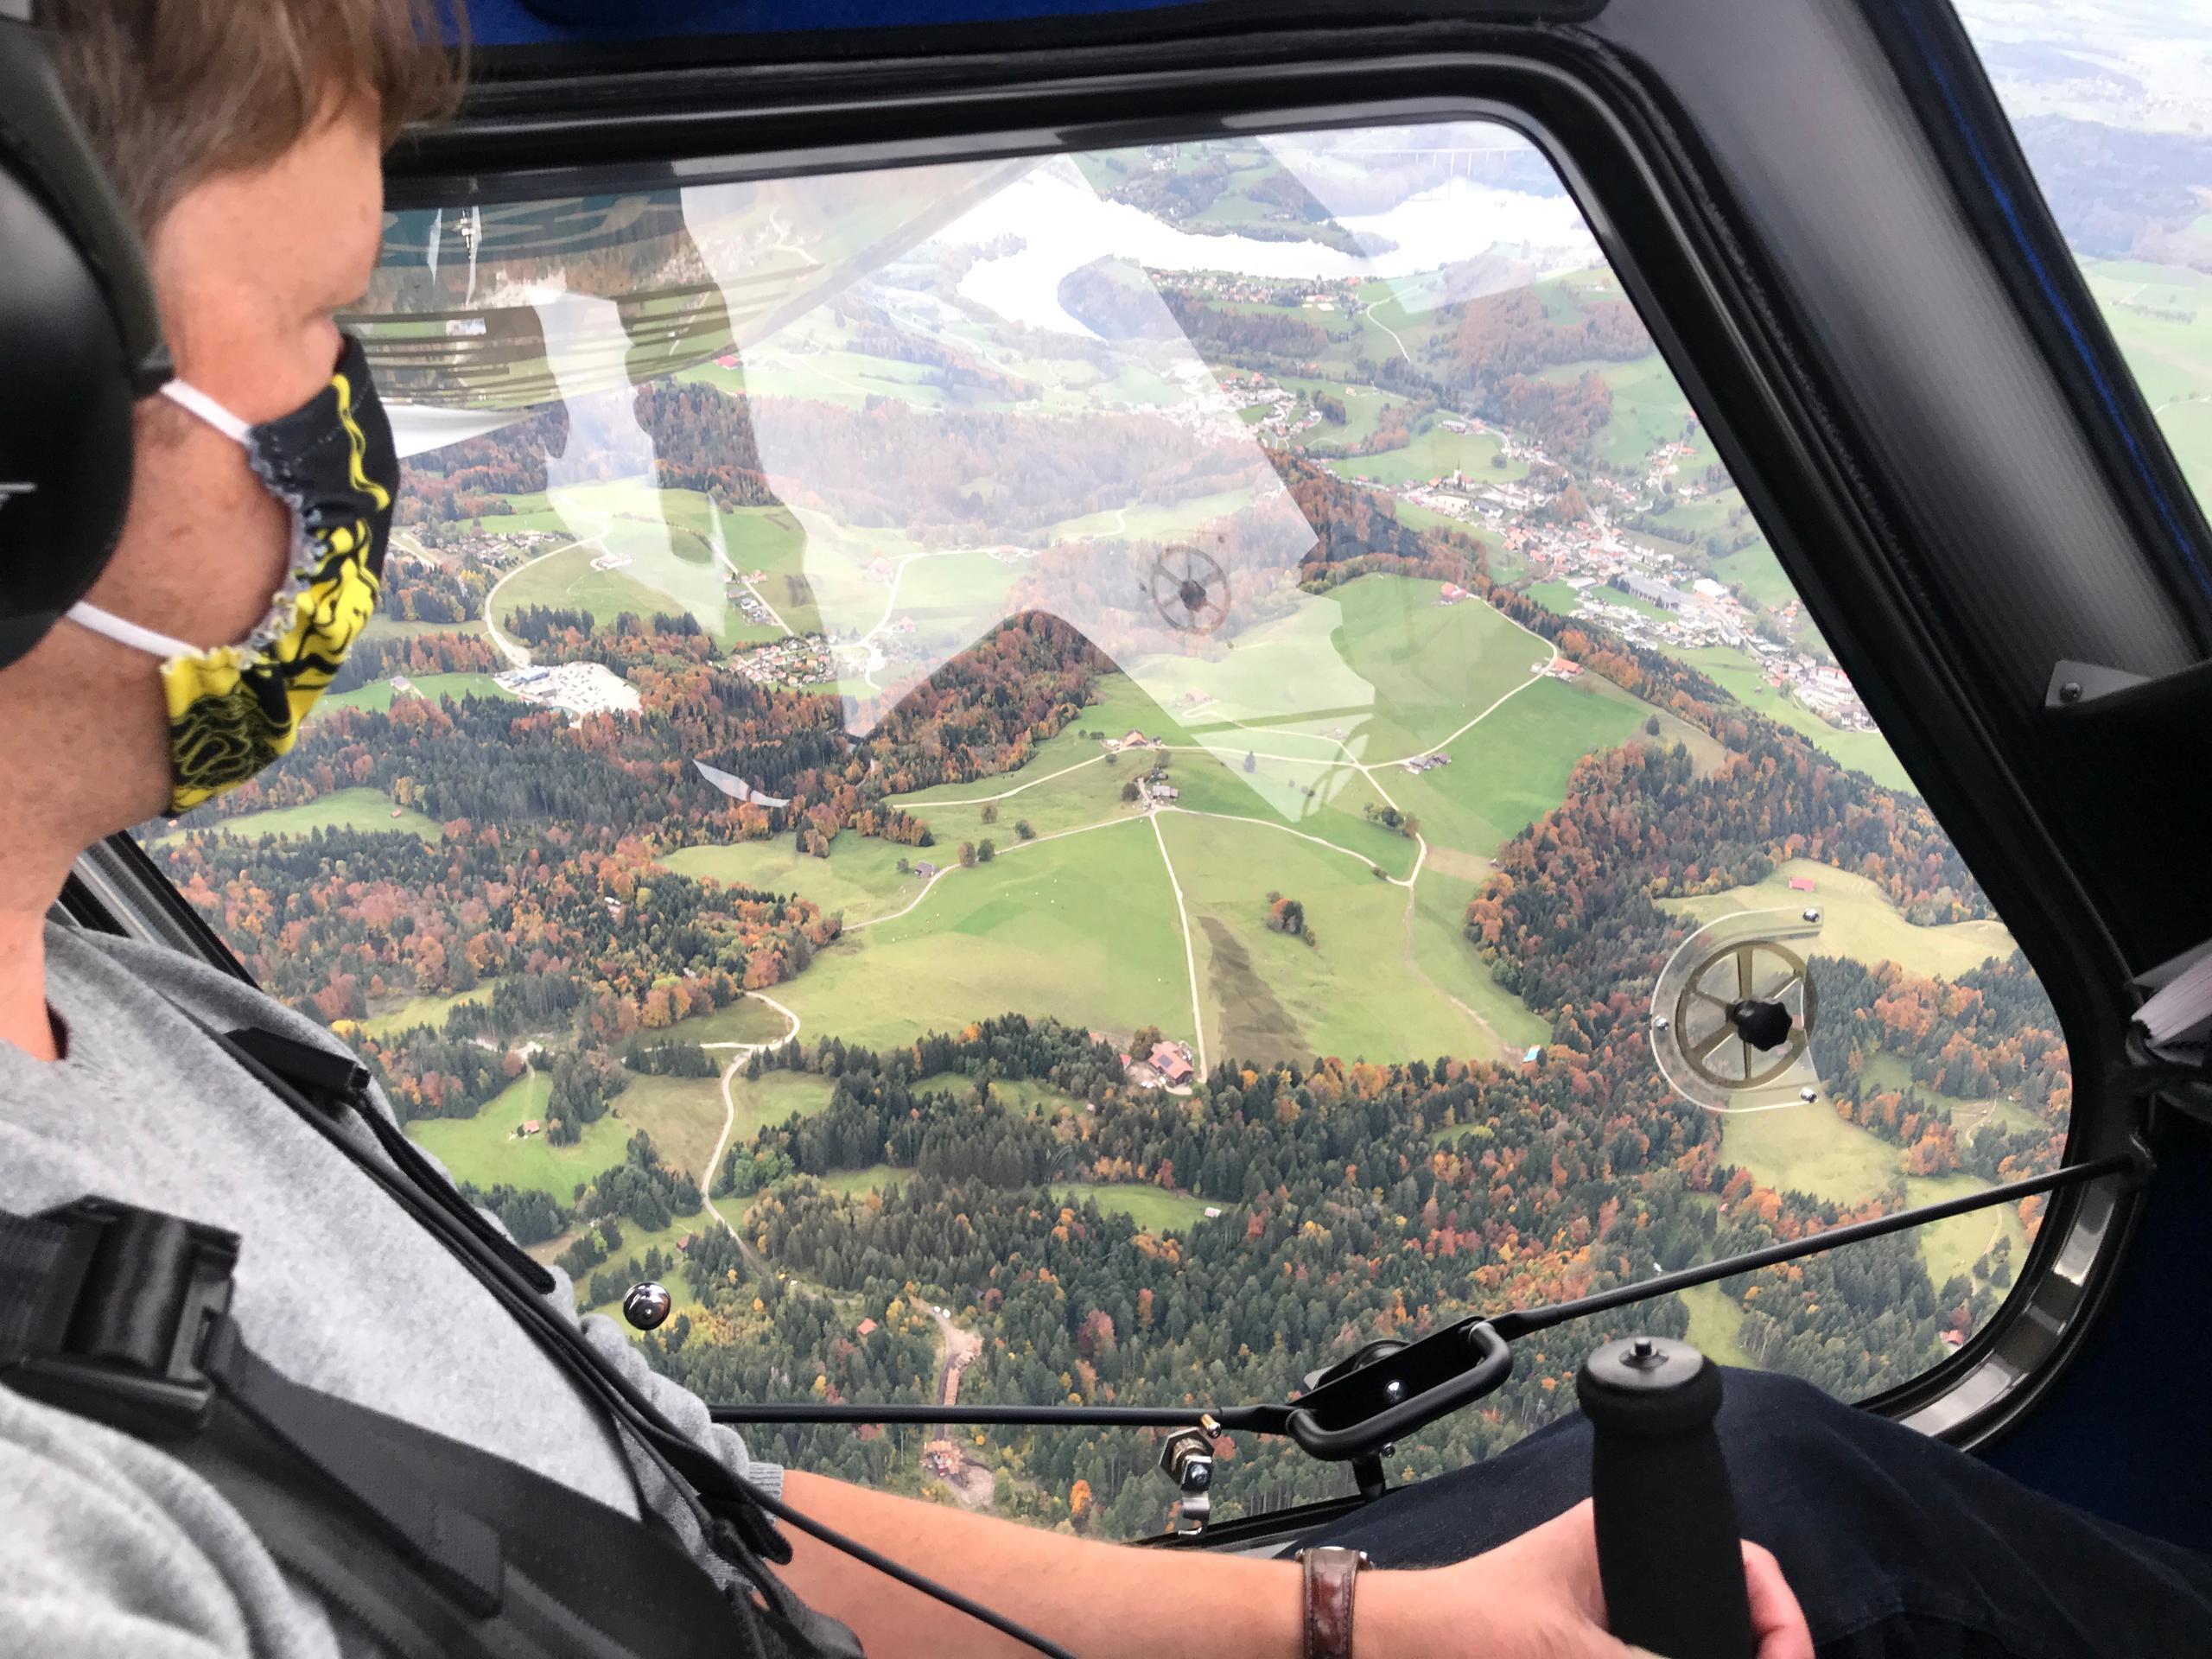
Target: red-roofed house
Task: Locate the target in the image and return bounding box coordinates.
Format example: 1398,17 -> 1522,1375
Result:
1789,876 -> 1817,893
1149,1041 -> 1195,1087
856,1319 -> 879,1337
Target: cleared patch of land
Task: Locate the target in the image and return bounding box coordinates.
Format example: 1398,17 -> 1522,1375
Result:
1384,676 -> 1647,861
1720,1100 -> 1898,1206
1048,1183 -> 1211,1233
1662,860 -> 2015,982
187,787 -> 442,844
360,979 -> 503,1040
325,672 -> 518,714
1160,811 -> 1504,1066
728,1071 -> 837,1143
1908,1173 -> 2029,1294
1859,1052 -> 2043,1138
407,1071 -> 628,1202
665,833 -> 918,929
777,818 -> 1192,1053
1675,1281 -> 1754,1369
613,1072 -> 729,1185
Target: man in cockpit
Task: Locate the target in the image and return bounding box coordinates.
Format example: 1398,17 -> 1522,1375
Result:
0,6 -> 2203,1659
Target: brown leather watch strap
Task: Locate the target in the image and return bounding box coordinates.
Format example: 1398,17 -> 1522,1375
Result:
1297,1546 -> 1370,1659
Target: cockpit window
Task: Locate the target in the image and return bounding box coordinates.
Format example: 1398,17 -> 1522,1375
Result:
1956,1 -> 2212,508
137,122 -> 2073,1533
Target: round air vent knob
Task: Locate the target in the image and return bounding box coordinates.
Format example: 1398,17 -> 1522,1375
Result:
622,1281 -> 672,1331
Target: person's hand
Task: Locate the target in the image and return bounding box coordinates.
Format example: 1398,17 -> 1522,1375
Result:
1356,1498 -> 1814,1659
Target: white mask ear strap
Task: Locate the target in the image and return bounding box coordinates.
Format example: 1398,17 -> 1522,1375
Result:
159,378 -> 253,446
66,601 -> 199,663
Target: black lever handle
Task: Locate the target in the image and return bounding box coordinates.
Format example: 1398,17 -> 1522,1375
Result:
1577,1337 -> 1756,1659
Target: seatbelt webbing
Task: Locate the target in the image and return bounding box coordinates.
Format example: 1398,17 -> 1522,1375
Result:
0,1195 -> 789,1659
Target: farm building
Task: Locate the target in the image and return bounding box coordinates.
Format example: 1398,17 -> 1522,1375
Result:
1149,1040 -> 1196,1087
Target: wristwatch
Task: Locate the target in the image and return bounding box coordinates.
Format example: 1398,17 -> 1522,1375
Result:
1294,1546 -> 1372,1659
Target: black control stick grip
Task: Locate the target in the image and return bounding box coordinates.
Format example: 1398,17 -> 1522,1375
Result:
1577,1337 -> 1756,1659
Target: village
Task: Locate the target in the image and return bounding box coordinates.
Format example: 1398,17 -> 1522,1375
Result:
1346,421 -> 1879,734
729,630 -> 836,688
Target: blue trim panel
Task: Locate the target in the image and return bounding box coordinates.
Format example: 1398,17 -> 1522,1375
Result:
467,0 -> 1201,45
1984,1118 -> 2212,1554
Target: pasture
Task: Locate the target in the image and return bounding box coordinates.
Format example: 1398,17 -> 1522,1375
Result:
1662,859 -> 2016,982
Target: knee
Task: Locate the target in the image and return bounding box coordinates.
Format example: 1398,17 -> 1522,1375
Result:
1707,1368 -> 1956,1584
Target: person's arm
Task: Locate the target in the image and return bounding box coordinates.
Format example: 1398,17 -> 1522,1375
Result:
777,1471 -> 1814,1659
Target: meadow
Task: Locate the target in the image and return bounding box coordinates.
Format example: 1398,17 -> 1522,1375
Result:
189,787 -> 442,844
1662,859 -> 2017,982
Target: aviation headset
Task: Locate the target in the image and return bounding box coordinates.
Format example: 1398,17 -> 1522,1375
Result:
0,3 -> 173,672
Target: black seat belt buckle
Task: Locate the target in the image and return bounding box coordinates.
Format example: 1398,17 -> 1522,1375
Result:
3,1197 -> 238,1440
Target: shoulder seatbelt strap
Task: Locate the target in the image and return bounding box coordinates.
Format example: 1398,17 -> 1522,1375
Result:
199,1020 -> 798,1574
0,1195 -> 808,1659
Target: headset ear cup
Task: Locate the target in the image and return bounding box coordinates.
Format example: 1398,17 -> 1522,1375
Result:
0,163 -> 137,670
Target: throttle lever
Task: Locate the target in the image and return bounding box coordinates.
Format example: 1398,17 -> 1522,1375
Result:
1578,1336 -> 1755,1659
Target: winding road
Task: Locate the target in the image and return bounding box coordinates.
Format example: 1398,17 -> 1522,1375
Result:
698,990 -> 803,1268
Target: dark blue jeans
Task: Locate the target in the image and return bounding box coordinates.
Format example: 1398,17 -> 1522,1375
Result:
1289,1370 -> 2212,1656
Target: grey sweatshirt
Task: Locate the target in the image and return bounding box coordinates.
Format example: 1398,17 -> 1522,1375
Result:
0,920 -> 785,1657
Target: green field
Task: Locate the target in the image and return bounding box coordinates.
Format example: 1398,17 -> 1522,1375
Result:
1542,353 -> 1719,474
1383,676 -> 1647,864
613,1071 -> 729,1185
664,833 -> 918,928
1907,1173 -> 2029,1294
1160,811 -> 1512,1067
1280,379 -> 1402,450
1124,575 -> 1541,763
1859,1052 -> 2042,1138
1662,859 -> 2015,982
360,979 -> 503,1040
1719,1099 -> 1898,1206
897,753 -> 1139,843
777,817 -> 1192,1052
489,487 -> 810,647
728,1070 -> 836,1143
187,787 -> 442,844
667,996 -> 796,1048
1675,1281 -> 1754,1369
1325,424 -> 1518,489
407,1071 -> 630,1202
1166,751 -> 1418,880
1049,1183 -> 1212,1233
1406,873 -> 1552,1058
2082,257 -> 2212,496
326,672 -> 518,714
809,1164 -> 911,1198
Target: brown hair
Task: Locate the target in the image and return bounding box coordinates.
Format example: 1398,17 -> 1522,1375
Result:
46,0 -> 463,236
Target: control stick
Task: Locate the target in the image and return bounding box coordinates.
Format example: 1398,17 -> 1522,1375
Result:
1577,1336 -> 1755,1659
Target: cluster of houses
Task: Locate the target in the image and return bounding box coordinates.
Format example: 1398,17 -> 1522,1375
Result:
429,525 -> 565,565
1107,728 -> 1165,753
730,632 -> 834,688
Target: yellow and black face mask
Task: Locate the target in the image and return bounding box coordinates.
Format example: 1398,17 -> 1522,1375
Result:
69,334 -> 397,816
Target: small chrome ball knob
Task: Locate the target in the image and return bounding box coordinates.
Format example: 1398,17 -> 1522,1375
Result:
623,1281 -> 672,1330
